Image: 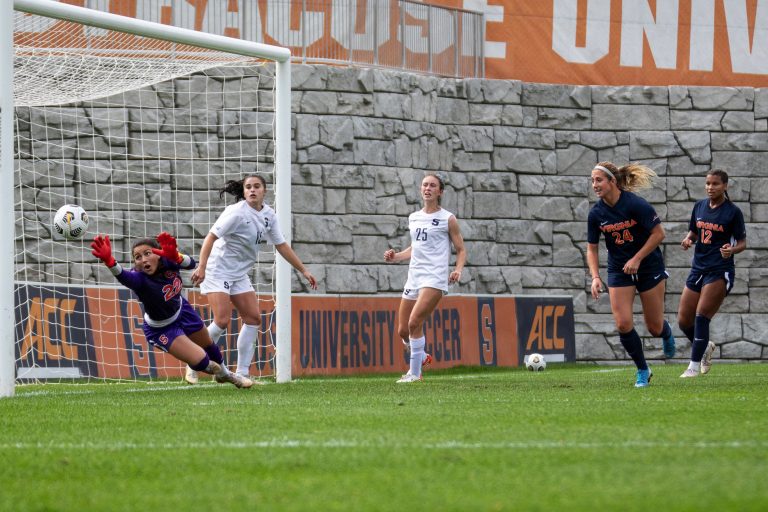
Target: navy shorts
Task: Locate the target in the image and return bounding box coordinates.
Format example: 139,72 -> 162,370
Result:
686,268 -> 735,296
607,270 -> 668,293
142,301 -> 206,353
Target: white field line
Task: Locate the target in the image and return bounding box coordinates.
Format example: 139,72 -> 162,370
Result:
14,384 -> 220,398
0,439 -> 766,451
10,368 -> 762,398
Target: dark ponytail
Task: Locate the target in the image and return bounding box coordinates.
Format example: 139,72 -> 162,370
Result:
219,174 -> 267,202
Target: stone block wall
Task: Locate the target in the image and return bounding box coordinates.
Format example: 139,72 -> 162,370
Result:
16,63 -> 767,363
287,64 -> 768,363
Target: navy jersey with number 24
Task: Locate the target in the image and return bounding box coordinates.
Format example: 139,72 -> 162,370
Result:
587,190 -> 664,274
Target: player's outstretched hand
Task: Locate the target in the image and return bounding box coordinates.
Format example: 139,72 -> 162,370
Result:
91,235 -> 116,268
153,231 -> 183,263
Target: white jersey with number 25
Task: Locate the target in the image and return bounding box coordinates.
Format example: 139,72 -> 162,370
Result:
404,208 -> 455,293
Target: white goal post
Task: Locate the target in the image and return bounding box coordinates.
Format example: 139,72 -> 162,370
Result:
1,0 -> 294,397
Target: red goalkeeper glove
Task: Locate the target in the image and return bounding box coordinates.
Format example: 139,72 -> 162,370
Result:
152,231 -> 183,264
91,235 -> 116,268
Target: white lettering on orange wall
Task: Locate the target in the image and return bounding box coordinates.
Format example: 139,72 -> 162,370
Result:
400,1 -> 454,54
690,0 -> 715,71
724,0 -> 768,74
620,0 -> 679,69
552,0 -> 610,64
267,0 -> 323,47
463,0 -> 506,59
331,0 -> 390,51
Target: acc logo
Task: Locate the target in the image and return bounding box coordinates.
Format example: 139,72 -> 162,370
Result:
525,305 -> 566,351
158,334 -> 169,346
164,271 -> 175,279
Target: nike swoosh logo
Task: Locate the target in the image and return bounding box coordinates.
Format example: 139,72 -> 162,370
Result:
654,274 -> 661,279
600,221 -> 608,226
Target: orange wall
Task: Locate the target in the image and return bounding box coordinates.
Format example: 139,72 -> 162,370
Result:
15,285 -> 575,379
30,0 -> 768,86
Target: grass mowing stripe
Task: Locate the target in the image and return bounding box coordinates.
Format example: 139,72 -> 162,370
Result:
2,363 -> 767,511
2,439 -> 767,450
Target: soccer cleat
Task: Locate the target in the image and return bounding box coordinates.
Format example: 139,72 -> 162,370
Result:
184,366 -> 199,385
701,341 -> 716,374
396,371 -> 422,383
422,353 -> 433,368
215,371 -> 254,389
662,332 -> 676,358
680,368 -> 699,378
634,368 -> 652,388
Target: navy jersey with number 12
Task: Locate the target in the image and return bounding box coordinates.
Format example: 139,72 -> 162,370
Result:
688,199 -> 746,272
587,190 -> 664,274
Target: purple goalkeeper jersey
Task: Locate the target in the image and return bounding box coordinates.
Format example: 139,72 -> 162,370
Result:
114,256 -> 196,325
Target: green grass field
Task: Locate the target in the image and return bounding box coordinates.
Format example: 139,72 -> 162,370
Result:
2,363 -> 767,511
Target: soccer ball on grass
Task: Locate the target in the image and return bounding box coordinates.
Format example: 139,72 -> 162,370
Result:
525,353 -> 546,372
53,204 -> 89,240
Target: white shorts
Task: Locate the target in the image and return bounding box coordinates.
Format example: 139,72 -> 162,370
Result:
199,275 -> 254,296
403,271 -> 447,300
402,286 -> 448,300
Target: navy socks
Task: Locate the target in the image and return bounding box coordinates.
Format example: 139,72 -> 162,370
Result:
190,354 -> 211,372
619,329 -> 648,371
679,324 -> 695,343
205,343 -> 224,365
660,320 -> 672,339
690,314 -> 711,362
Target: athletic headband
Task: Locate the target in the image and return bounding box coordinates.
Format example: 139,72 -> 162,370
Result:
593,165 -> 615,180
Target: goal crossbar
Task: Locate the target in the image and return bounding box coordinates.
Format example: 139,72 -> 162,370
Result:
1,0 -> 293,397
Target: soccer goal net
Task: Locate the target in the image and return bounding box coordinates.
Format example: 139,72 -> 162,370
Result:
2,0 -> 293,395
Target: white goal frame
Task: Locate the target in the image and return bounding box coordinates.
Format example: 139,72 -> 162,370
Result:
0,0 -> 294,397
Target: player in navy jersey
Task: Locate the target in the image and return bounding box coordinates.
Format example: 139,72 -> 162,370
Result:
678,169 -> 746,378
586,161 -> 676,388
384,173 -> 466,383
188,174 -> 317,384
91,231 -> 252,388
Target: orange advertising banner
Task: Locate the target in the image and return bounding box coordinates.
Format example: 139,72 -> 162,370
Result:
14,285 -> 575,379
475,0 -> 768,86
291,295 -> 522,375
22,0 -> 768,87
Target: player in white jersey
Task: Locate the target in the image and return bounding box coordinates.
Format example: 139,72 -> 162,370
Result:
384,173 -> 466,383
187,175 -> 317,384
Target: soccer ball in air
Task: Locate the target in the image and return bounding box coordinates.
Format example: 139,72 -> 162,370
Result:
53,204 -> 89,240
525,353 -> 546,372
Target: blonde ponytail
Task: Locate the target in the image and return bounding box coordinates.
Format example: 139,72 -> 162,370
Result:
595,161 -> 656,192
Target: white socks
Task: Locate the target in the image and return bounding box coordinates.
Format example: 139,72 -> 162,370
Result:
688,361 -> 701,372
409,337 -> 426,377
236,324 -> 259,376
208,322 -> 226,343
